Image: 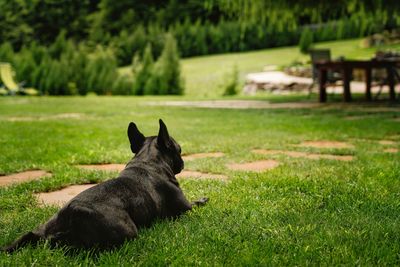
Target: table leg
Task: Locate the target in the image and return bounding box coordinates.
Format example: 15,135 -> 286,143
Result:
342,67 -> 352,102
318,69 -> 327,102
387,67 -> 396,101
365,67 -> 372,101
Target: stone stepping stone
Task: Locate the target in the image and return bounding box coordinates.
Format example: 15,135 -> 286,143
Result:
5,113 -> 85,122
227,160 -> 279,172
36,184 -> 97,207
344,115 -> 373,121
253,149 -> 354,161
176,170 -> 228,181
36,170 -> 227,207
77,165 -> 227,180
182,152 -> 224,161
0,170 -> 51,187
77,164 -> 126,172
295,141 -> 354,149
379,140 -> 396,145
384,148 -> 398,153
387,134 -> 400,140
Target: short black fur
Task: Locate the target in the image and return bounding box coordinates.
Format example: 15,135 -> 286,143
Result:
2,119 -> 208,253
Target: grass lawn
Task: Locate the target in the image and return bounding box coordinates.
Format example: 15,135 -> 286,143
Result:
120,38 -> 400,98
0,96 -> 399,265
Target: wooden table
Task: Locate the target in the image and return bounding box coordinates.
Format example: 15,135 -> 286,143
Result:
315,59 -> 399,102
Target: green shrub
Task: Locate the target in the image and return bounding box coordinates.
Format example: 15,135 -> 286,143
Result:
133,44 -> 154,95
143,70 -> 161,95
28,42 -> 49,65
114,26 -> 147,66
112,74 -> 135,95
31,54 -> 51,94
13,46 -> 36,84
223,65 -> 239,96
144,33 -> 183,95
0,42 -> 15,62
4,39 -> 120,96
63,44 -> 89,95
49,30 -> 69,59
85,46 -> 118,95
131,52 -> 141,76
192,20 -> 208,55
299,27 -> 314,54
43,59 -> 68,95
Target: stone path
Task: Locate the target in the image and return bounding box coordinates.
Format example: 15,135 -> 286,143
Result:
0,170 -> 51,187
146,99 -> 400,112
147,100 -> 323,110
253,149 -> 354,161
8,136 -> 398,206
3,113 -> 86,122
295,141 -> 354,149
384,148 -> 399,153
227,160 -> 279,172
182,152 -> 224,161
344,115 -> 375,120
177,170 -> 228,180
36,184 -> 97,207
379,139 -> 398,153
77,164 -> 125,172
35,169 -> 228,206
379,140 -> 397,145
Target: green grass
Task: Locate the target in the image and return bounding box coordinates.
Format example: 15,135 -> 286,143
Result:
120,38 -> 400,97
0,96 -> 399,265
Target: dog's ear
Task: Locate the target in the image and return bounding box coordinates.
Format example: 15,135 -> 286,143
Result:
157,119 -> 170,149
128,122 -> 145,154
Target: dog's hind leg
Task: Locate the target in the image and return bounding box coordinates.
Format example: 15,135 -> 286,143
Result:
57,205 -> 139,249
2,230 -> 43,253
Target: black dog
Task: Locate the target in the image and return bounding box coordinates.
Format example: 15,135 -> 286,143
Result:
3,119 -> 208,252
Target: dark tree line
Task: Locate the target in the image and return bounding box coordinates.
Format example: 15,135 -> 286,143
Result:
1,0 -> 398,51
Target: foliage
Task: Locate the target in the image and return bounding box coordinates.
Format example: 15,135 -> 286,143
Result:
144,34 -> 184,95
299,28 -> 314,54
0,31 -> 185,96
206,0 -> 400,26
114,26 -> 147,66
0,37 -> 126,95
0,42 -> 14,62
0,0 -> 94,48
133,44 -> 154,95
85,46 -> 118,95
1,0 -> 399,61
222,64 -> 238,96
112,74 -> 135,95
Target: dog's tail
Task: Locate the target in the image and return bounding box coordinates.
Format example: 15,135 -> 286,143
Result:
1,231 -> 42,253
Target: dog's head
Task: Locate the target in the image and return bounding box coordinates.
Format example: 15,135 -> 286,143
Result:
127,119 -> 184,174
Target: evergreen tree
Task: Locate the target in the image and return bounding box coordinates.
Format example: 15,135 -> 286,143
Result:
133,44 -> 154,95
85,46 -> 118,95
13,46 -> 35,84
112,74 -> 135,95
299,27 -> 314,54
0,42 -> 15,62
145,33 -> 183,95
49,30 -> 68,59
223,64 -> 238,96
